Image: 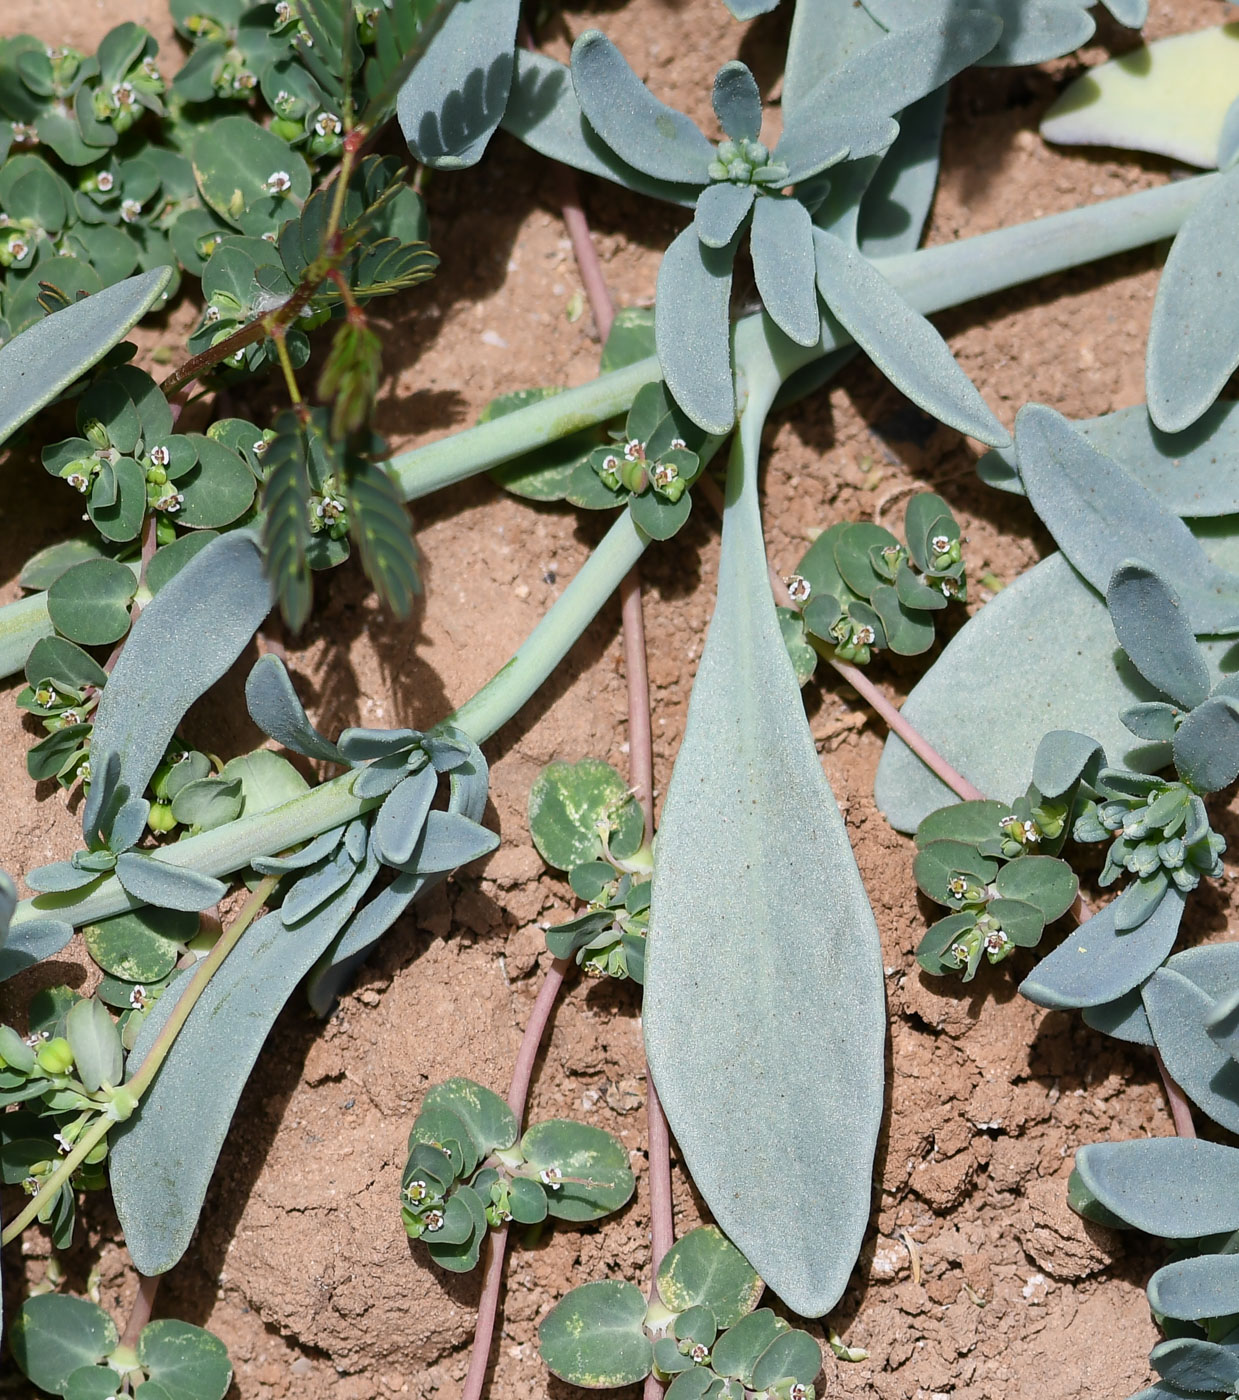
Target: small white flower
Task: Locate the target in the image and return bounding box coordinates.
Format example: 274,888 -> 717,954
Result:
946,874 -> 969,899
314,493 -> 345,523
275,89 -> 292,106
149,444 -> 170,467
669,436 -> 686,451
265,170 -> 292,194
790,1385 -> 811,1400
120,198 -> 142,223
8,236 -> 29,260
22,1175 -> 40,1195
1022,820 -> 1041,844
60,709 -> 81,726
232,69 -> 257,91
155,491 -> 184,513
623,439 -> 645,462
931,534 -> 951,554
275,0 -> 293,19
24,1030 -> 49,1048
78,759 -> 92,784
539,1166 -> 563,1189
785,574 -> 811,604
95,171 -> 115,192
602,454 -> 619,473
855,624 -> 876,646
261,230 -> 277,243
129,985 -> 147,1010
252,439 -> 268,456
142,57 -> 160,81
66,472 -> 90,494
34,686 -> 58,707
111,81 -> 136,108
984,929 -> 1010,955
205,304 -> 221,323
314,111 -> 341,137
12,122 -> 37,145
404,1179 -> 428,1204
423,1209 -> 445,1231
652,461 -> 679,489
53,1131 -> 72,1155
940,576 -> 959,598
689,1344 -> 709,1365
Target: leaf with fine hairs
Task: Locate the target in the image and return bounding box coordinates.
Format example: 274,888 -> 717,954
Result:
1106,563 -> 1210,710
654,225 -> 737,436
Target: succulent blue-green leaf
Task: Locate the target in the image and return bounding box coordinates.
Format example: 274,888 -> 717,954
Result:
170,778 -> 243,833
646,419 -> 884,1316
281,842 -> 361,926
219,750 -> 309,816
115,854 -> 228,913
1041,23 -> 1239,169
814,230 -> 1007,445
0,266 -> 171,451
1144,969 -> 1239,1134
913,840 -> 997,904
528,758 -> 644,871
520,1119 -> 635,1221
1019,886 -> 1185,1010
501,51 -> 699,206
694,183 -> 756,250
1220,93 -> 1239,170
64,996 -> 123,1094
710,1310 -> 791,1384
1016,404 -> 1239,633
570,31 -> 712,185
655,224 -> 737,436
1149,1252 -> 1239,1322
862,0 -> 1091,66
372,764 -> 438,866
112,849 -> 379,1273
782,0 -> 884,132
425,1183 -> 487,1272
1173,695 -> 1239,793
750,197 -> 819,348
396,0 -> 520,169
1107,563 -> 1210,710
23,861 -> 101,894
655,1226 -> 764,1328
750,1330 -> 823,1390
423,1078 -> 517,1157
775,11 -> 1001,180
9,1295 -> 118,1394
336,727 -> 421,762
508,1174 -> 548,1224
857,86 -> 948,260
397,810 -> 498,875
539,1279 -> 653,1388
1207,987 -> 1239,1060
0,914 -> 74,982
1148,162 -> 1239,434
1122,702 -> 1180,743
245,654 -> 344,764
83,532 -> 271,844
1151,1338 -> 1239,1394
712,62 -> 762,143
977,402 -> 1239,517
1083,988 -> 1156,1047
251,827 -> 343,876
1075,1137 -> 1239,1237
137,1319 -> 232,1400
1032,730 -> 1105,801
1110,873 -> 1168,934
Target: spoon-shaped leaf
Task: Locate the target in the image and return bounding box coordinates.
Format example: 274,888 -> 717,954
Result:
713,62 -> 762,143
1106,563 -> 1210,710
1174,694 -> 1239,793
813,230 -> 1008,445
655,225 -> 737,435
644,413 -> 885,1317
1019,886 -> 1185,1010
1074,1137 -> 1239,1237
1148,161 -> 1239,433
1014,404 -> 1239,634
0,266 -> 171,451
751,197 -> 819,348
1143,968 -> 1239,1134
244,654 -> 344,763
695,183 -> 756,250
571,31 -> 713,185
396,0 -> 520,169
1149,1252 -> 1239,1321
82,531 -> 272,844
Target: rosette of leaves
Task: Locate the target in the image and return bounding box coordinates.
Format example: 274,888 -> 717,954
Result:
400,1077 -> 634,1272
539,1223 -> 823,1398
528,757 -> 650,981
501,20 -> 1011,439
789,492 -> 966,667
1,985 -> 138,1250
1066,939 -> 1239,1400
912,790 -> 1079,980
10,1294 -> 230,1400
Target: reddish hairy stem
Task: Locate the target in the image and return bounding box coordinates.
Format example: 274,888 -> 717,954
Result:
620,569 -> 655,840
118,1272 -> 160,1350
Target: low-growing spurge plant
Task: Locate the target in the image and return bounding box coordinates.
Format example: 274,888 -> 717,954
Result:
1,0 -> 1238,1396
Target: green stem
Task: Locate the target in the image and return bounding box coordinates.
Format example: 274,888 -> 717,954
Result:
0,876 -> 278,1245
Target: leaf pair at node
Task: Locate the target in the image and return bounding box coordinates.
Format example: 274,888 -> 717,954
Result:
400,1077 -> 634,1272
539,1224 -> 822,1399
529,757 -> 650,981
10,1294 -> 230,1400
790,492 -> 966,667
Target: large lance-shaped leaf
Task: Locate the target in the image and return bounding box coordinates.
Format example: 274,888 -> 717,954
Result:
1149,1252 -> 1239,1321
1041,23 -> 1239,168
1143,968 -> 1239,1134
1015,404 -> 1239,634
0,265 -> 171,450
1074,1138 -> 1239,1238
751,197 -> 819,348
82,531 -> 272,843
1106,563 -> 1209,710
1019,887 -> 1186,1010
644,415 -> 884,1317
781,0 -> 885,130
1147,161 -> 1239,434
978,401 -> 1239,516
396,0 -> 520,169
861,0 -> 1094,67
813,229 -> 1008,445
110,850 -> 378,1273
655,225 -> 738,436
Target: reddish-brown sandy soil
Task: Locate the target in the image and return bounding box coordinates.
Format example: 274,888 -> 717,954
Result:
2,1 -> 1236,1397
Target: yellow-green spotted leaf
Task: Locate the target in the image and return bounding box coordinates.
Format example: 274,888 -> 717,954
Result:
538,1279 -> 653,1388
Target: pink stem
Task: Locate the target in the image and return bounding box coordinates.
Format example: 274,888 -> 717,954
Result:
1154,1048 -> 1197,1138
620,570 -> 655,840
118,1272 -> 160,1350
